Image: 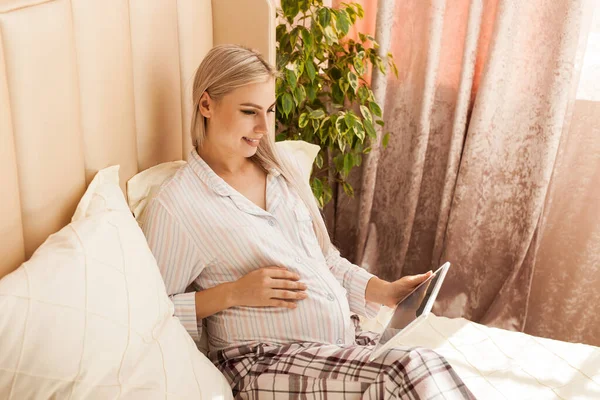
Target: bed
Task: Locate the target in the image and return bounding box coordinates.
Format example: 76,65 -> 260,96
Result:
0,0 -> 598,399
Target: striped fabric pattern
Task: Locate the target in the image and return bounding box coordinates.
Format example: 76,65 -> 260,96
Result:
141,149 -> 381,352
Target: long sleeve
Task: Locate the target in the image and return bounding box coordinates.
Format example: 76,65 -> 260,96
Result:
141,198 -> 204,343
325,246 -> 381,319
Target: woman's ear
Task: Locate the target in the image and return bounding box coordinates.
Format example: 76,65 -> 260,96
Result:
199,92 -> 212,118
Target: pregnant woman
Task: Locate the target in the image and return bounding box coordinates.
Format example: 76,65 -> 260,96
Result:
142,44 -> 475,399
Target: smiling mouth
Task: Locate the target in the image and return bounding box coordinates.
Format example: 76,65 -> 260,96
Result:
242,137 -> 261,144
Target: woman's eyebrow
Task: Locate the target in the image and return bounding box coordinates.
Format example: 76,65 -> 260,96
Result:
240,102 -> 277,109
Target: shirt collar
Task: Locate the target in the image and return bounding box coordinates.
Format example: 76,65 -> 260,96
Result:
187,149 -> 282,197
188,149 -> 233,197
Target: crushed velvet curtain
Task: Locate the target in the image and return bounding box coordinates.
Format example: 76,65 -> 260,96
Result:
330,0 -> 600,346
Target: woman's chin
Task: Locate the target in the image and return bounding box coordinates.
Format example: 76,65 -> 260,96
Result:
242,147 -> 259,158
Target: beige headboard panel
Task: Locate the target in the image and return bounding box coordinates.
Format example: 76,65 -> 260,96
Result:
0,0 -> 275,279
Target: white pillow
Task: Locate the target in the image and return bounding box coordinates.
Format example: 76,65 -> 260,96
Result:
277,139 -> 320,181
0,166 -> 233,400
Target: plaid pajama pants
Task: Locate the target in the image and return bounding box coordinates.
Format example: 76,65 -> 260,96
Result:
210,322 -> 475,399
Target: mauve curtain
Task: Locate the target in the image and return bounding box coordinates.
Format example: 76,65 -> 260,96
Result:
331,0 -> 599,346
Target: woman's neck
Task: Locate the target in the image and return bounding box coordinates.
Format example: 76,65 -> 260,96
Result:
197,144 -> 253,177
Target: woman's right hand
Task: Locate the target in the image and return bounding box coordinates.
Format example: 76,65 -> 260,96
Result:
231,267 -> 308,309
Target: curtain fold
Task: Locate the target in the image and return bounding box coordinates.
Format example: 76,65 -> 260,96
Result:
332,0 -> 599,345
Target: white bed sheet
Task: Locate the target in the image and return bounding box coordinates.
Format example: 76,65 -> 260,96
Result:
362,311 -> 600,399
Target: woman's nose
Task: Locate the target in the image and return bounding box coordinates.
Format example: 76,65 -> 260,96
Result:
255,114 -> 268,133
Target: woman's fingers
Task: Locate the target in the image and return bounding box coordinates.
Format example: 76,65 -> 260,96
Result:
268,299 -> 297,309
270,279 -> 307,290
263,267 -> 301,281
271,289 -> 308,300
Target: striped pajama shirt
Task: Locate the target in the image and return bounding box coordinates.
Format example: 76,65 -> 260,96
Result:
141,149 -> 475,399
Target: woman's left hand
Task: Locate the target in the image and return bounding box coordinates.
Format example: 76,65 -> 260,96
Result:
368,272 -> 433,308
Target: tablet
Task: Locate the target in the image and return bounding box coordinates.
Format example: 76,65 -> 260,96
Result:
369,262 -> 451,361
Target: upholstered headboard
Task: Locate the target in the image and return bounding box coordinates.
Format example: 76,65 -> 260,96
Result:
0,0 -> 275,279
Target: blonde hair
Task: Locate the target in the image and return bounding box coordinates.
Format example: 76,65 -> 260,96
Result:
190,44 -> 331,254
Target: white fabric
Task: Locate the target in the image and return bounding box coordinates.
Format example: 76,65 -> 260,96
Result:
127,160 -> 186,220
0,166 -> 233,399
362,310 -> 600,399
127,140 -> 320,220
125,140 -> 320,356
276,139 -> 320,181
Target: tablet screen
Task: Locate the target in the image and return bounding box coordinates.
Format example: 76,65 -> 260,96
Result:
378,265 -> 445,346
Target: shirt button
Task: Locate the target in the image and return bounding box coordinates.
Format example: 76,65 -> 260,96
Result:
268,219 -> 275,226
336,339 -> 343,345
295,256 -> 302,263
327,293 -> 335,301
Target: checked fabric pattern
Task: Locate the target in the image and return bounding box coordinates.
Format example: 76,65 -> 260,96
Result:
211,329 -> 476,400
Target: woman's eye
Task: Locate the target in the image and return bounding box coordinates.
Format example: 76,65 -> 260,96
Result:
242,110 -> 256,115
268,109 -> 275,114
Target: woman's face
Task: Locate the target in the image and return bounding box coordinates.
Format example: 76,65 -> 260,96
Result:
201,79 -> 276,159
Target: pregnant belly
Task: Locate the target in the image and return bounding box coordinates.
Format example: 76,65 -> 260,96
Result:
207,291 -> 352,350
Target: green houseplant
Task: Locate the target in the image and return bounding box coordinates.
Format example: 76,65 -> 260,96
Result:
275,0 -> 397,208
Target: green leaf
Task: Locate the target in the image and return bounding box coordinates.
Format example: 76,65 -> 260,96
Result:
306,84 -> 317,101
298,112 -> 309,128
358,86 -> 369,102
311,177 -> 324,204
337,135 -> 347,152
369,101 -> 382,118
363,146 -> 372,154
382,132 -> 391,148
309,109 -> 325,119
281,0 -> 300,22
315,152 -> 324,169
342,181 -> 354,197
323,25 -> 337,44
334,152 -> 345,172
305,61 -> 316,82
355,153 -> 362,166
359,105 -> 372,123
294,85 -> 306,106
376,120 -> 385,127
353,57 -> 365,75
323,184 -> 333,205
312,119 -> 320,133
278,32 -> 291,54
295,59 -> 304,76
343,152 -> 353,177
282,92 -> 293,117
390,59 -> 399,77
286,68 -> 297,90
344,112 -> 356,132
276,24 -> 287,41
332,83 -> 344,104
347,71 -> 358,92
329,67 -> 342,80
354,3 -> 365,18
300,28 -> 313,50
336,10 -> 351,35
340,78 -> 349,94
318,7 -> 331,27
354,123 -> 365,142
334,114 -> 345,134
289,27 -> 300,49
364,119 -> 377,138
